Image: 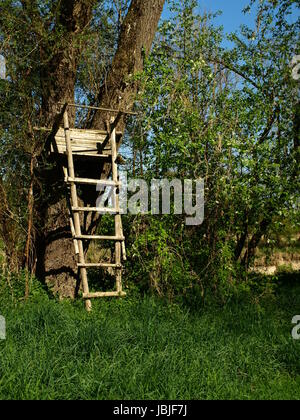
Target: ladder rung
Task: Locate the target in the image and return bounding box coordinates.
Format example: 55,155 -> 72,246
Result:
67,177 -> 120,187
34,126 -> 124,136
78,263 -> 122,268
72,153 -> 112,158
83,291 -> 127,299
75,235 -> 125,241
72,207 -> 119,214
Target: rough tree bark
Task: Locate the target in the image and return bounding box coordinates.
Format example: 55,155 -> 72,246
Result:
35,0 -> 98,297
91,0 -> 166,130
37,0 -> 165,297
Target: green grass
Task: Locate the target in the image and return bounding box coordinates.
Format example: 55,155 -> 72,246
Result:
0,277 -> 300,400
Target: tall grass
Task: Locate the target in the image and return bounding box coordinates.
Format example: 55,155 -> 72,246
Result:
0,275 -> 299,400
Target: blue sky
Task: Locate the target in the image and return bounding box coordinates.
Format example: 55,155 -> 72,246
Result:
162,0 -> 256,33
194,0 -> 256,33
162,0 -> 299,38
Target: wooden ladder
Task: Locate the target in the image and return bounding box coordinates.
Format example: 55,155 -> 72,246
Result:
62,109 -> 126,311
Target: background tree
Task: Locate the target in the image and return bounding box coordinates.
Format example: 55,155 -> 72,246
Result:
123,0 -> 299,302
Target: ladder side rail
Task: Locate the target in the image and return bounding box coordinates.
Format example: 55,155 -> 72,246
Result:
63,167 -> 80,255
111,124 -> 123,294
120,217 -> 127,261
63,110 -> 92,311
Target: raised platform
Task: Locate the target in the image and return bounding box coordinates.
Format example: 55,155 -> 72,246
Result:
52,128 -> 122,157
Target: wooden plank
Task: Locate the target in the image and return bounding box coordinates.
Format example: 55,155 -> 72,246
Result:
55,139 -> 107,148
75,235 -> 125,241
72,152 -> 111,158
78,263 -> 122,268
54,128 -> 111,156
58,101 -> 137,116
55,137 -> 109,150
66,128 -> 110,135
52,146 -> 106,156
83,291 -> 127,299
35,126 -> 113,135
52,134 -> 113,155
56,127 -> 108,136
56,148 -> 97,155
55,128 -> 121,139
56,137 -> 107,145
72,207 -> 118,214
67,177 -> 120,186
56,148 -> 109,154
53,143 -> 111,155
56,136 -> 107,144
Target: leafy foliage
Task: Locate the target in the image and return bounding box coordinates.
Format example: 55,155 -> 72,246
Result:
123,0 -> 299,302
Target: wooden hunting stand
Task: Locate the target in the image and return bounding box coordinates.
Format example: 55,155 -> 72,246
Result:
36,103 -> 134,311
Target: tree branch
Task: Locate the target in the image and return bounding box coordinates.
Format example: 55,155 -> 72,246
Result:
91,0 -> 166,130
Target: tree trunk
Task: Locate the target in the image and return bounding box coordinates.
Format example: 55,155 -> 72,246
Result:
38,0 -> 165,297
35,0 -> 98,296
0,179 -> 21,272
241,215 -> 272,268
